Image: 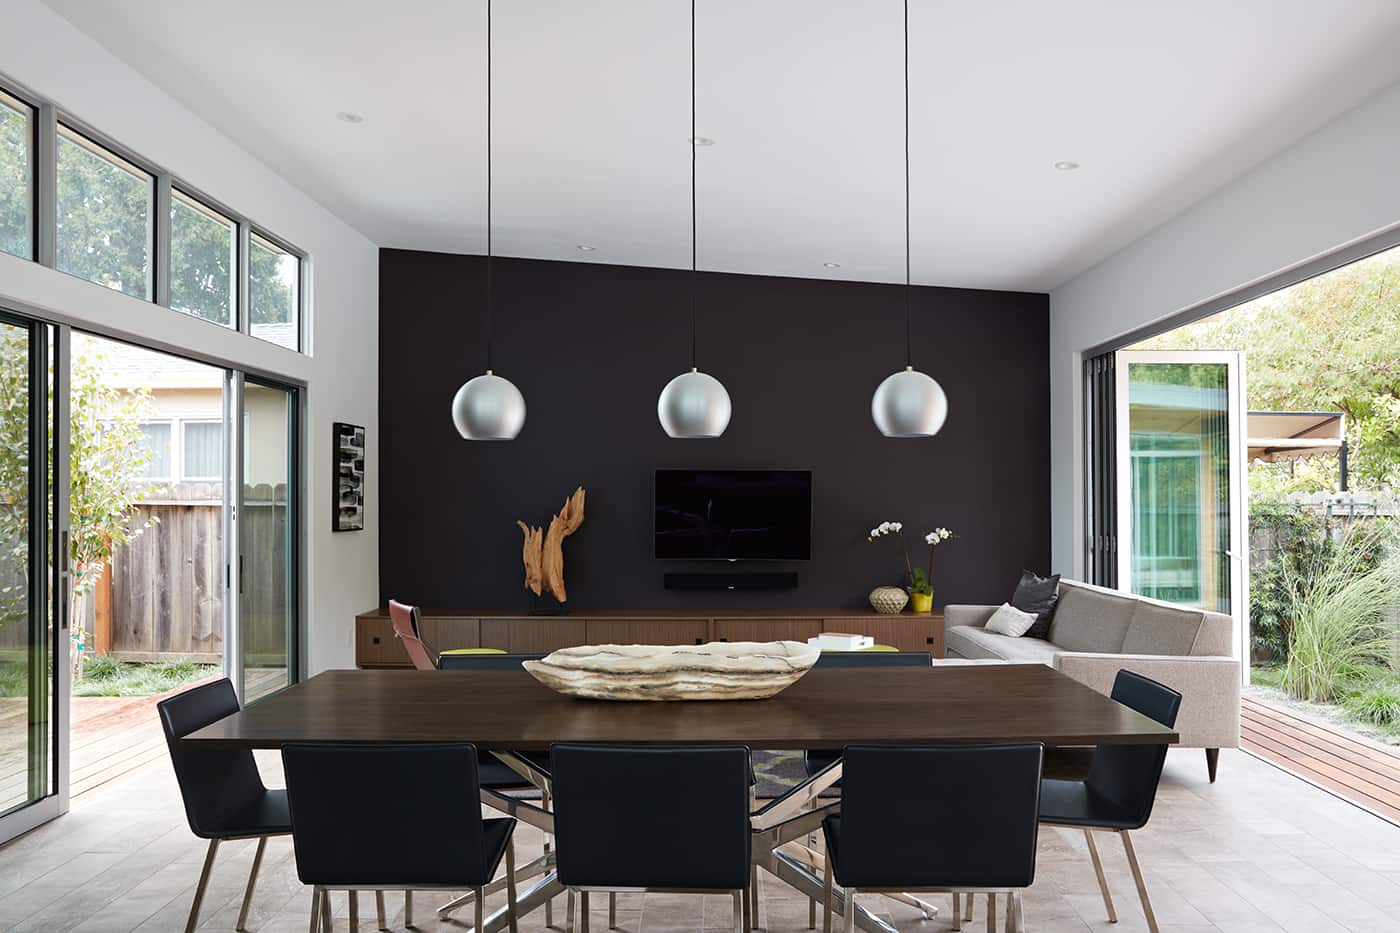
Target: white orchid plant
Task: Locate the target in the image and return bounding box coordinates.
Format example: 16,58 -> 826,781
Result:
868,521 -> 957,596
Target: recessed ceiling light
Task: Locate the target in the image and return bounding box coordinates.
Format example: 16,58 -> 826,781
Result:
689,136 -> 715,146
823,262 -> 841,268
336,112 -> 365,124
1053,160 -> 1080,171
576,244 -> 596,251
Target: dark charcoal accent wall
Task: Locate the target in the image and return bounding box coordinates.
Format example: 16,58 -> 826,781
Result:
379,249 -> 1050,611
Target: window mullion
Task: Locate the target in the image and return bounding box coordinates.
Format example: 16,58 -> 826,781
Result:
154,173 -> 172,307
35,102 -> 56,268
237,221 -> 250,334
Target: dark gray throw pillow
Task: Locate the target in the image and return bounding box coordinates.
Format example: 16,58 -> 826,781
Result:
1011,570 -> 1060,640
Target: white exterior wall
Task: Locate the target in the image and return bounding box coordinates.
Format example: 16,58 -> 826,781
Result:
1048,79 -> 1400,578
0,0 -> 379,672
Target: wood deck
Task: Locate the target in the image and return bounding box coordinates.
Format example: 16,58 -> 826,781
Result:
1242,693 -> 1400,825
2,669 -> 285,813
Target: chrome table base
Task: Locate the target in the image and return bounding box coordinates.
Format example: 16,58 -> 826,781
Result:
441,751 -> 922,933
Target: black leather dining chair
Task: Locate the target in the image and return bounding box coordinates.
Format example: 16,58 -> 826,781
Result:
821,743 -> 1044,933
157,678 -> 290,933
282,743 -> 519,933
551,743 -> 753,933
1039,670 -> 1181,933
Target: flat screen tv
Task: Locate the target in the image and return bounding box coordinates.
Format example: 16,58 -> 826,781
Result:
654,469 -> 812,561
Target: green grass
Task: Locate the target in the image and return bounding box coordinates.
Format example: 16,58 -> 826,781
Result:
1341,679 -> 1400,727
1251,664 -> 1286,689
73,657 -> 216,697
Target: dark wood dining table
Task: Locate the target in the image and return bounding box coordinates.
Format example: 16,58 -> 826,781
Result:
184,663 -> 1176,932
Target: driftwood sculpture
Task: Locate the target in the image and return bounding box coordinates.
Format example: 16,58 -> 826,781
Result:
517,486 -> 586,603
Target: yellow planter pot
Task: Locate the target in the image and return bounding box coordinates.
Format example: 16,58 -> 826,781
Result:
909,592 -> 933,614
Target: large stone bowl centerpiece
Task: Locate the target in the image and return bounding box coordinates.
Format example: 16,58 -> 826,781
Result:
522,641 -> 820,701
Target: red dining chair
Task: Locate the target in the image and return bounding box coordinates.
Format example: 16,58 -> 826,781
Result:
389,599 -> 437,671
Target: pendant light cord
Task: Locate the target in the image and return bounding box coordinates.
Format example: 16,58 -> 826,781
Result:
903,0 -> 912,368
690,0 -> 698,370
485,0 -> 495,372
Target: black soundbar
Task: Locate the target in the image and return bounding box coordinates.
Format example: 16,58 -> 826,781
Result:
663,571 -> 799,592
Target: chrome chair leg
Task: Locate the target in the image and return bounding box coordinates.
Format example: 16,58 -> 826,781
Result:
965,891 -> 975,922
842,888 -> 856,933
505,837 -> 519,933
984,892 -> 996,933
566,889 -> 576,933
580,890 -> 590,933
308,886 -> 321,933
185,839 -> 221,933
321,889 -> 333,933
375,891 -> 387,930
475,886 -> 485,933
542,788 -> 554,930
349,890 -> 360,933
1120,830 -> 1160,933
821,858 -> 833,933
809,895 -> 816,930
404,891 -> 413,927
236,836 -> 267,932
743,884 -> 753,933
1012,891 -> 1026,933
608,891 -> 616,929
1004,892 -> 1013,933
952,893 -> 961,931
1084,829 -> 1117,923
733,889 -> 744,933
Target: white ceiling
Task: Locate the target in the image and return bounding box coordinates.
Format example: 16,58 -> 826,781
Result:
41,0 -> 1400,292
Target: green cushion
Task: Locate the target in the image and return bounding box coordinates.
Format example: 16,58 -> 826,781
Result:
438,648 -> 507,655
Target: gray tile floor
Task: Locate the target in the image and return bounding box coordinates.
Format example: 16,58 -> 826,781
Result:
3,747 -> 1400,932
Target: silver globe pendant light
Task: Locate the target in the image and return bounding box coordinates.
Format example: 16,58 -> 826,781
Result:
452,0 -> 526,441
657,0 -> 732,439
871,0 -> 947,439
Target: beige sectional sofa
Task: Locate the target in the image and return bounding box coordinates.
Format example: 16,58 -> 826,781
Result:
945,578 -> 1240,781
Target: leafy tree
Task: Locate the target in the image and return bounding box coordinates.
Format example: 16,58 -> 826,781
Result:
0,328 -> 156,672
1,97 -> 30,259
55,132 -> 151,298
1136,247 -> 1400,490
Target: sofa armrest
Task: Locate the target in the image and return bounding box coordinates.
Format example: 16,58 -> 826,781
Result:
1053,652 -> 1241,749
944,604 -> 999,629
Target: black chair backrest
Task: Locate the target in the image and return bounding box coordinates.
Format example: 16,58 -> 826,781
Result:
157,678 -> 265,838
1086,670 -> 1182,828
838,744 -> 1043,889
437,652 -> 546,671
813,651 -> 932,668
551,744 -> 751,890
282,743 -> 492,886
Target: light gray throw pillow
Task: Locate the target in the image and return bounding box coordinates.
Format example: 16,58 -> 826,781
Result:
985,602 -> 1039,637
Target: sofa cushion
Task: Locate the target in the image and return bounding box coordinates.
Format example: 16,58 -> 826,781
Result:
1011,570 -> 1060,639
1191,610 -> 1234,656
1120,600 -> 1204,656
1047,585 -> 1136,654
945,625 -> 1061,664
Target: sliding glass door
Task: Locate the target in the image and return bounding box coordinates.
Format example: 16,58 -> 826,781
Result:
1115,351 -> 1246,640
0,312 -> 67,843
236,377 -> 298,703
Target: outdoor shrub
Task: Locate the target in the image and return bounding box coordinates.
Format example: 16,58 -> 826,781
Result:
148,659 -> 196,680
1342,679 -> 1400,726
1249,499 -> 1333,661
83,655 -> 125,681
1282,522 -> 1400,703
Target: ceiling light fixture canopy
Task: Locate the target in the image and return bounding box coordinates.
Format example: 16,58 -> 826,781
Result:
452,0 -> 525,441
658,0 -> 731,439
871,0 -> 947,439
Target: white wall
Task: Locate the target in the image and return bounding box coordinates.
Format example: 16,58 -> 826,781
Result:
0,0 -> 379,673
1048,78 -> 1400,577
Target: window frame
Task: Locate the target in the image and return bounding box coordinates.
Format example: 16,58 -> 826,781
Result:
169,186 -> 239,330
178,417 -> 225,482
136,418 -> 175,482
247,227 -> 305,352
54,121 -> 157,301
0,70 -> 309,354
0,84 -> 38,261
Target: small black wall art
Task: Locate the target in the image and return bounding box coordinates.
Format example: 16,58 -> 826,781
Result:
333,422 -> 366,531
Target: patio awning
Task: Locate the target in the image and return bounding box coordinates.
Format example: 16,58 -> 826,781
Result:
1246,411 -> 1344,462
